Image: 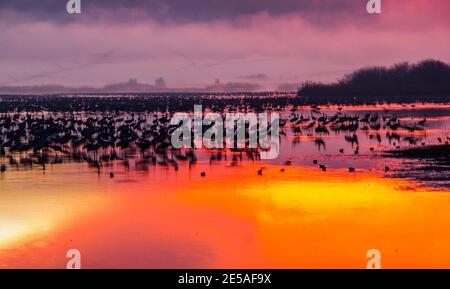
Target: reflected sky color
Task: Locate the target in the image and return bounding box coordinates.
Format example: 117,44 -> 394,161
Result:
1,104 -> 450,268
1,158 -> 450,268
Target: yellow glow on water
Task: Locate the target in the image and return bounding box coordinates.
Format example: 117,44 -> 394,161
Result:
1,162 -> 450,268
174,165 -> 450,268
0,223 -> 28,244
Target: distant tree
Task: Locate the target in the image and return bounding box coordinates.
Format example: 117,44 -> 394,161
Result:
154,77 -> 167,89
298,60 -> 450,102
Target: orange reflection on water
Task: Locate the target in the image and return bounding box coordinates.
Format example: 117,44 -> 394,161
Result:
1,162 -> 450,268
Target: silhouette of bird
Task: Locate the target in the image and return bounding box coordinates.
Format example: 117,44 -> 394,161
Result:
418,117 -> 427,126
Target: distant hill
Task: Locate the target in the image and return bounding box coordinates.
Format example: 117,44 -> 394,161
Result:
0,79 -> 162,95
0,78 -> 262,95
298,60 -> 450,103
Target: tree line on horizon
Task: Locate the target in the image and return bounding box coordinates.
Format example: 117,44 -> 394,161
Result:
298,60 -> 450,102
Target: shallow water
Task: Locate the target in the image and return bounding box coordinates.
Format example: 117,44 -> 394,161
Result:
1,103 -> 450,268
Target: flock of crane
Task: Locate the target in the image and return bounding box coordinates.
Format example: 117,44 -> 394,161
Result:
0,95 -> 447,177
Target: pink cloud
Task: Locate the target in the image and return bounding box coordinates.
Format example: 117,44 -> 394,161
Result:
0,1 -> 449,88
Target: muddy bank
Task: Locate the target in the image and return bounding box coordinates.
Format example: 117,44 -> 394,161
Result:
384,145 -> 450,188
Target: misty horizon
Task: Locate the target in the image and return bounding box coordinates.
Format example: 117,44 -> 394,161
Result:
0,77 -> 300,94
1,59 -> 448,94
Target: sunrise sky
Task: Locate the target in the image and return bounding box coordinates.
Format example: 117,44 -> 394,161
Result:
0,0 -> 449,88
